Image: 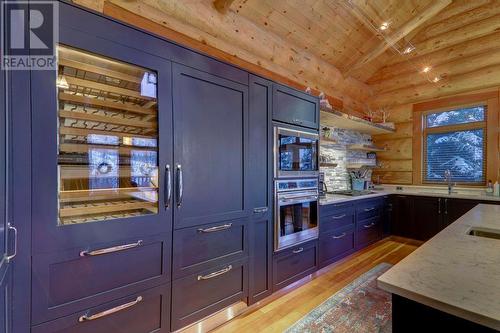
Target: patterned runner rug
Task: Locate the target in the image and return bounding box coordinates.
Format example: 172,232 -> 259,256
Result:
285,263 -> 393,333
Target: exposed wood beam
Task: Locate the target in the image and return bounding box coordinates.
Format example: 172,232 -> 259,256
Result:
345,0 -> 451,76
368,32 -> 500,83
213,0 -> 235,14
368,64 -> 500,107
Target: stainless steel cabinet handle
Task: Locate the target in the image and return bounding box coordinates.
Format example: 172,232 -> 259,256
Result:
79,240 -> 143,257
332,232 -> 346,239
444,198 -> 448,215
253,207 -> 269,213
5,224 -> 17,263
292,247 -> 304,254
197,223 -> 232,233
438,198 -> 441,214
165,164 -> 171,209
78,296 -> 143,322
364,207 -> 376,212
197,265 -> 232,281
331,214 -> 346,219
363,222 -> 375,228
176,164 -> 183,208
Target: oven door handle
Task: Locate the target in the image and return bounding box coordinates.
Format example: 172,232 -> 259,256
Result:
278,195 -> 318,205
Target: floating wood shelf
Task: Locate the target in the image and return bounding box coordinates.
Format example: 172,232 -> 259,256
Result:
347,144 -> 386,152
346,163 -> 379,169
319,162 -> 338,168
320,108 -> 395,135
320,137 -> 338,145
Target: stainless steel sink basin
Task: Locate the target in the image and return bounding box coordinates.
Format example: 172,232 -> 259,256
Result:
468,228 -> 500,240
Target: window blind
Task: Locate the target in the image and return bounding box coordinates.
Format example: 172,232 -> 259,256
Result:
422,105 -> 487,185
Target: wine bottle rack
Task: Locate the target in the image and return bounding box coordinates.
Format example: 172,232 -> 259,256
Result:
57,45 -> 159,225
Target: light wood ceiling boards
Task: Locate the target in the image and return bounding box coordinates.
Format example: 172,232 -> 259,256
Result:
344,0 -> 452,76
367,0 -> 500,107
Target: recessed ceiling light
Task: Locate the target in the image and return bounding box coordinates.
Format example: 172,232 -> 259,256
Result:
380,22 -> 389,30
432,76 -> 441,83
402,46 -> 415,54
421,66 -> 432,73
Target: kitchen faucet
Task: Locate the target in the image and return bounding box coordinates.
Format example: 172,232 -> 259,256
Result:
444,170 -> 455,195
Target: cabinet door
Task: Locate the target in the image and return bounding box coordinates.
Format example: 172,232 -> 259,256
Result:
0,68 -> 13,333
442,198 -> 478,230
272,84 -> 319,129
412,197 -> 441,241
382,196 -> 392,237
31,26 -> 173,253
391,195 -> 414,238
248,75 -> 272,304
172,64 -> 249,229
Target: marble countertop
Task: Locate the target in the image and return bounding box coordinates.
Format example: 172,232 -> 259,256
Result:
377,204 -> 500,330
319,186 -> 500,206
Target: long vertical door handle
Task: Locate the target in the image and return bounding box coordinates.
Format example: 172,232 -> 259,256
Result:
176,164 -> 183,207
6,223 -> 17,263
165,164 -> 171,209
438,198 -> 441,214
444,198 -> 448,215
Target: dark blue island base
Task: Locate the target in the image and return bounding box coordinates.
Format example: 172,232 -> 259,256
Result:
392,294 -> 497,333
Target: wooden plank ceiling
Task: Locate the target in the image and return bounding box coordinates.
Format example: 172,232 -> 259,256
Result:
74,0 -> 500,113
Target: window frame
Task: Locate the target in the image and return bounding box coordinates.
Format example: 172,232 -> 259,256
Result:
422,104 -> 487,185
413,91 -> 499,187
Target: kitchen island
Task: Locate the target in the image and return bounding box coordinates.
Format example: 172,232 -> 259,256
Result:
378,204 -> 500,332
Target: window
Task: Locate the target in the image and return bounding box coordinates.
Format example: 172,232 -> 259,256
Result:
413,91 -> 500,187
423,106 -> 486,184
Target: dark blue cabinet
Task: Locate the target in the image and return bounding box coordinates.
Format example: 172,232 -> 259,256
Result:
273,240 -> 318,291
28,3 -> 174,330
31,284 -> 171,333
272,84 -> 319,129
0,66 -> 13,333
31,30 -> 174,254
247,75 -> 273,305
172,64 -> 249,229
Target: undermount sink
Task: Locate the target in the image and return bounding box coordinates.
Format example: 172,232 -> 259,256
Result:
468,228 -> 500,240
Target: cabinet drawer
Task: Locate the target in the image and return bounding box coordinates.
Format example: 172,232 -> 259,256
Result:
171,259 -> 248,331
356,217 -> 381,249
32,284 -> 170,333
319,225 -> 355,268
273,241 -> 318,291
320,202 -> 353,217
272,84 -> 319,129
173,219 -> 248,279
320,207 -> 354,234
356,199 -> 382,221
32,234 -> 170,324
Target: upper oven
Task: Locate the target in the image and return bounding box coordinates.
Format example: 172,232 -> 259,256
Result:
274,126 -> 319,178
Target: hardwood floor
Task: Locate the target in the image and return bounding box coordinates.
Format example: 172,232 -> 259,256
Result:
212,237 -> 419,333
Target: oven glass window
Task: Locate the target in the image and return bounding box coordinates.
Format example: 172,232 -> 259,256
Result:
279,135 -> 317,172
279,201 -> 318,237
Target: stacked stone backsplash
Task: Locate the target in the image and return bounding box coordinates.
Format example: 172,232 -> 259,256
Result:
320,127 -> 374,191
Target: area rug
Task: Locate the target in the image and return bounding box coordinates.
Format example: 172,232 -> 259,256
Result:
285,263 -> 393,333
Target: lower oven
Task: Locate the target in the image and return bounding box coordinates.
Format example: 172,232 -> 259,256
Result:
274,179 -> 319,251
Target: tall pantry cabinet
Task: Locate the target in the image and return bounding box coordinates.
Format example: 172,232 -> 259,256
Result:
22,2 -> 258,333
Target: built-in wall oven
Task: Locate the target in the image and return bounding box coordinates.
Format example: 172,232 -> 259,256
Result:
275,179 -> 319,251
274,126 -> 319,178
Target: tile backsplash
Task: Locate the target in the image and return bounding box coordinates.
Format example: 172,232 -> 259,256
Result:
320,127 -> 374,191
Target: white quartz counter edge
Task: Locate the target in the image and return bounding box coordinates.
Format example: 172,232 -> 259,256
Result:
377,204 -> 500,330
319,190 -> 500,205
